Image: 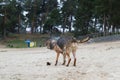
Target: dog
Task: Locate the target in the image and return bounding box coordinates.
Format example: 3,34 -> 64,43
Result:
46,36 -> 90,66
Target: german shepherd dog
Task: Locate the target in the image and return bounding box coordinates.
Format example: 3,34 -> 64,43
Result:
46,36 -> 89,66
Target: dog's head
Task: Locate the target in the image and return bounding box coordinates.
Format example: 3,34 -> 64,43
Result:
45,39 -> 56,50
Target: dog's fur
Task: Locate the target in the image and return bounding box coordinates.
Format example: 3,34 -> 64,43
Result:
46,36 -> 90,66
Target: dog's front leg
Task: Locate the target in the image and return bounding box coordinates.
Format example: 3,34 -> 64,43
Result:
72,50 -> 76,66
62,53 -> 66,65
66,53 -> 71,67
55,52 -> 60,66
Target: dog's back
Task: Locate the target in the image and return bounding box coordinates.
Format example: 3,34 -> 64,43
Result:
57,36 -> 77,50
57,37 -> 71,50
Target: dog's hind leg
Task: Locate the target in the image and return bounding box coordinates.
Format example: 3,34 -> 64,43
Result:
66,53 -> 71,67
72,50 -> 76,66
62,53 -> 66,65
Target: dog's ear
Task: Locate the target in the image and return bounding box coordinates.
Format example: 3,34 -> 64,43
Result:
49,41 -> 57,50
49,42 -> 53,49
72,37 -> 77,42
45,39 -> 57,49
45,40 -> 51,49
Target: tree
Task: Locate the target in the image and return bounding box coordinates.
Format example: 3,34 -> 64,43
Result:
42,0 -> 58,33
44,8 -> 61,31
109,0 -> 120,33
15,0 -> 24,33
74,0 -> 94,36
61,0 -> 76,32
94,0 -> 120,35
0,0 -> 24,37
25,0 -> 42,33
0,0 -> 10,38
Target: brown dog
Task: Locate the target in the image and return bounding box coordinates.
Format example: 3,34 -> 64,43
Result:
46,36 -> 89,66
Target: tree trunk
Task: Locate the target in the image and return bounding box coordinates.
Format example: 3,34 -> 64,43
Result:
18,14 -> 21,33
3,27 -> 7,38
103,14 -> 107,36
31,19 -> 34,34
31,0 -> 37,34
40,26 -> 42,33
3,8 -> 7,38
94,18 -> 97,33
69,15 -> 72,32
63,17 -> 67,34
112,25 -> 115,33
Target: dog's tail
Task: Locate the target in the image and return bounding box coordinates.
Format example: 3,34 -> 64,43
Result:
77,36 -> 90,43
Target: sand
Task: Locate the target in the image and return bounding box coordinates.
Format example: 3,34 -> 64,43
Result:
0,41 -> 120,80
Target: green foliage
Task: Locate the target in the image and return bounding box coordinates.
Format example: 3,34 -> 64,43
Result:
74,0 -> 94,36
0,0 -> 120,37
43,0 -> 58,12
0,0 -> 23,37
48,8 -> 61,26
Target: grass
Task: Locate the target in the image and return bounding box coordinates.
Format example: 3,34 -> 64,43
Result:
7,39 -> 27,48
1,34 -> 49,48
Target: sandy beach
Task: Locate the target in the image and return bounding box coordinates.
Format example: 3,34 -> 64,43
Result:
0,41 -> 120,80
